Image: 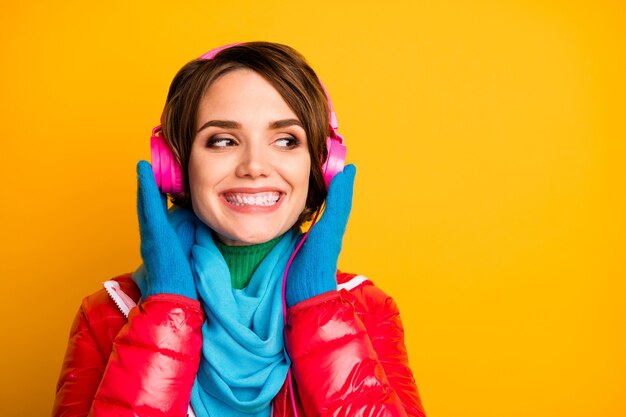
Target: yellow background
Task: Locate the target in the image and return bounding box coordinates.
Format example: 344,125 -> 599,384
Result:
1,1 -> 624,416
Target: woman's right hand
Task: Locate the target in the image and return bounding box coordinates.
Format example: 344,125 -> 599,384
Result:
137,160 -> 198,299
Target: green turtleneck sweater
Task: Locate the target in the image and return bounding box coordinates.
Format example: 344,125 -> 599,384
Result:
214,236 -> 282,289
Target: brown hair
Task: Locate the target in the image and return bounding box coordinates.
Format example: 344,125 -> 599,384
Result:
161,41 -> 330,227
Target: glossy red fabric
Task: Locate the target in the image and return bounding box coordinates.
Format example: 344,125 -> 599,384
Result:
53,273 -> 426,417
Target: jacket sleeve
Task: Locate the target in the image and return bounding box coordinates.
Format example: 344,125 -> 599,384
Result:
353,283 -> 426,417
53,290 -> 204,417
284,284 -> 426,417
52,299 -> 110,417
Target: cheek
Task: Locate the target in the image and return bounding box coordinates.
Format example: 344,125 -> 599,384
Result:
188,151 -> 225,189
187,149 -> 204,187
187,153 -> 219,208
187,159 -> 199,189
293,159 -> 312,204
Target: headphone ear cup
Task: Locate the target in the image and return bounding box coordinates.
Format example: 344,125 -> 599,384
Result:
321,135 -> 347,189
170,157 -> 184,195
150,129 -> 184,194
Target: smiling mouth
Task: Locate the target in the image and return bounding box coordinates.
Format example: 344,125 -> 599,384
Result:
223,191 -> 282,207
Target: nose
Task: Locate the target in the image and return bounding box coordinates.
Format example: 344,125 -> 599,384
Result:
235,143 -> 272,179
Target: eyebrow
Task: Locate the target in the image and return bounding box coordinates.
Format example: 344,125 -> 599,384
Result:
197,118 -> 303,133
197,120 -> 240,133
270,119 -> 303,129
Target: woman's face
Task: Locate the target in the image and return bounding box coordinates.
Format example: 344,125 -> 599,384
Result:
188,69 -> 311,246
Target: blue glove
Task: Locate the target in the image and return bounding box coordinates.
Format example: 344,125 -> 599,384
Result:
285,164 -> 356,307
136,160 -> 198,299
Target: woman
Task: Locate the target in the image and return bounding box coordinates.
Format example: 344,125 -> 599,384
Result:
53,42 -> 426,417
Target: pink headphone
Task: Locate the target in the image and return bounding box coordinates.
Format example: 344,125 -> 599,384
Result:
151,42 -> 347,194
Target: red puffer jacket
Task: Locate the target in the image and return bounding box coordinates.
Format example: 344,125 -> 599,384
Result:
53,272 -> 426,417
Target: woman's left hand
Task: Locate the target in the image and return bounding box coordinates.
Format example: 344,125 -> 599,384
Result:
285,164 -> 356,307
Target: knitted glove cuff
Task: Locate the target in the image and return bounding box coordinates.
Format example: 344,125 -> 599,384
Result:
285,257 -> 337,308
146,276 -> 198,299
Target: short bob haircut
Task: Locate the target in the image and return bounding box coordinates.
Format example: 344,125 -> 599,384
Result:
161,41 -> 330,227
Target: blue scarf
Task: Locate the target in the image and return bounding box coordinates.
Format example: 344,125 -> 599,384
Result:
134,213 -> 300,417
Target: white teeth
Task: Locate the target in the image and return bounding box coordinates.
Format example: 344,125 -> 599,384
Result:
224,192 -> 281,207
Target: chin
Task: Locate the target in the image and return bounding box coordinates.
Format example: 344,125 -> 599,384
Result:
215,227 -> 286,246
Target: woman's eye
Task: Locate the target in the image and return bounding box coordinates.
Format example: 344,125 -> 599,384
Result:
207,137 -> 235,148
274,137 -> 300,149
